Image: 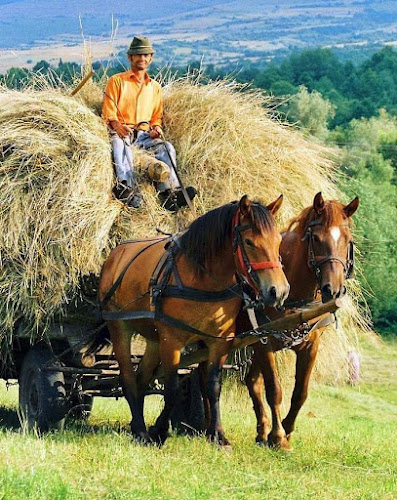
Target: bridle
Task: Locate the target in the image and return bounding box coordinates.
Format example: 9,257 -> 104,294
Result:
302,220 -> 355,288
232,208 -> 281,306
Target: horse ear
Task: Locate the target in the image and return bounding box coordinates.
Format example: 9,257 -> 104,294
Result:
266,194 -> 283,216
313,192 -> 325,215
239,195 -> 252,216
344,196 -> 359,218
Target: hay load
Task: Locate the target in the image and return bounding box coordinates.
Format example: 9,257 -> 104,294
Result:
0,76 -> 370,380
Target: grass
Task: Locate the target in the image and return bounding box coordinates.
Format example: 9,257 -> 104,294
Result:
0,338 -> 396,499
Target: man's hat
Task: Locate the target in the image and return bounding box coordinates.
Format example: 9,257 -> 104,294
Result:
127,36 -> 155,55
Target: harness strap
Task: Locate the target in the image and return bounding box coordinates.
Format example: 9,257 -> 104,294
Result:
232,209 -> 281,293
102,310 -> 155,321
101,236 -> 244,338
149,245 -> 171,290
311,255 -> 347,270
155,311 -> 232,339
100,238 -> 168,309
250,261 -> 282,270
161,283 -> 242,302
171,258 -> 184,288
302,221 -> 355,289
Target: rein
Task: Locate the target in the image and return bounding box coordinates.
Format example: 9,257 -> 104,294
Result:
302,220 -> 354,288
231,208 -> 281,297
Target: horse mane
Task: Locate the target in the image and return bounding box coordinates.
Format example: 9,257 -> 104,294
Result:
285,200 -> 350,238
179,201 -> 276,272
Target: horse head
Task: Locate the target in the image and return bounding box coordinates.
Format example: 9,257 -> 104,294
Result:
303,192 -> 359,303
233,194 -> 290,308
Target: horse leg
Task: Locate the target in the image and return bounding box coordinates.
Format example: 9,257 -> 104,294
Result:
261,350 -> 291,451
282,336 -> 320,441
198,361 -> 211,431
245,347 -> 271,445
202,352 -> 230,448
110,322 -> 148,442
148,336 -> 182,447
136,339 -> 161,405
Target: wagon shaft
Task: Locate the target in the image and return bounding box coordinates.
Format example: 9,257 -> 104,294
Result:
154,298 -> 343,378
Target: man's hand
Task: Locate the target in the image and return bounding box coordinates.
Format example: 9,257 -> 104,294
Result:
149,125 -> 163,139
110,120 -> 131,138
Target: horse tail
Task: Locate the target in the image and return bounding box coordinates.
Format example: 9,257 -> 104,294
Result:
85,323 -> 111,356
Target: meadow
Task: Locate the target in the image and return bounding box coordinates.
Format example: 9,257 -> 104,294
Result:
0,336 -> 395,499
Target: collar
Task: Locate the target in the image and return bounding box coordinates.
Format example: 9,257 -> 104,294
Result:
128,70 -> 151,84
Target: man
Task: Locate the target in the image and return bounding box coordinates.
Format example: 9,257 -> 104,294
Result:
102,35 -> 196,210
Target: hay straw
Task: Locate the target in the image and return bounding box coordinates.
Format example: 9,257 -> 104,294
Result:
0,75 -> 373,381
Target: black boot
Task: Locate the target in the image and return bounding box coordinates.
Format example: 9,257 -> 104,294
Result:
127,192 -> 143,209
158,189 -> 178,212
175,186 -> 197,208
113,181 -> 143,209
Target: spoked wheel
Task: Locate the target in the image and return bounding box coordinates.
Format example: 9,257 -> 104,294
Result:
171,369 -> 205,435
19,346 -> 67,432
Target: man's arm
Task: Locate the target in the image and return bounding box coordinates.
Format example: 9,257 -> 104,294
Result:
102,76 -> 131,138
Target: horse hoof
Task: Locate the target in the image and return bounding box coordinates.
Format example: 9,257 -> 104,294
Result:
267,434 -> 293,452
207,431 -> 231,449
255,438 -> 268,447
148,425 -> 169,447
131,431 -> 153,446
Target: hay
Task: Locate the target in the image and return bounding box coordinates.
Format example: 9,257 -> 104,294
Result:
0,75 -> 372,382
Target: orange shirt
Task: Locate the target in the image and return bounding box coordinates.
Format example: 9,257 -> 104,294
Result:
102,70 -> 163,128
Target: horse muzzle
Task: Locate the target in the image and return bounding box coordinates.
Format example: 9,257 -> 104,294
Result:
258,282 -> 290,308
321,283 -> 346,303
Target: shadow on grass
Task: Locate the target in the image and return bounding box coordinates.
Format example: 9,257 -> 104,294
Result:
0,405 -> 20,430
0,408 -> 200,442
65,419 -> 129,434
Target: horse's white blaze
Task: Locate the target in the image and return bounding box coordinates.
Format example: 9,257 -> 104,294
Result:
330,226 -> 341,244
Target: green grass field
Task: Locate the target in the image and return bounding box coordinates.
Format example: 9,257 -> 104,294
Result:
0,337 -> 396,499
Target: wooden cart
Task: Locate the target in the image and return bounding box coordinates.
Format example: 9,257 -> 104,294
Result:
1,298 -> 341,432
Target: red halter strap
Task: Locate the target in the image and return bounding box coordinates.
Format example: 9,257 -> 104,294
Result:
232,209 -> 281,291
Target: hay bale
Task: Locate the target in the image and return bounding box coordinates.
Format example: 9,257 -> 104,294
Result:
0,77 -> 371,382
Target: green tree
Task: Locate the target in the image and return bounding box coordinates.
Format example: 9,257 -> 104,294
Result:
2,66 -> 28,88
288,85 -> 335,139
337,112 -> 397,330
33,60 -> 50,73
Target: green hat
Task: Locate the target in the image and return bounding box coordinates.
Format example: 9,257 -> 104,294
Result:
127,36 -> 155,55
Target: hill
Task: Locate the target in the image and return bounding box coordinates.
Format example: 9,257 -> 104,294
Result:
0,0 -> 396,71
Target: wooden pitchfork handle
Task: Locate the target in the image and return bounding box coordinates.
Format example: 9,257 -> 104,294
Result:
158,130 -> 197,218
70,70 -> 95,96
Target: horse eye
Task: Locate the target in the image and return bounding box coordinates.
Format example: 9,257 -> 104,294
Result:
312,234 -> 320,243
245,238 -> 254,247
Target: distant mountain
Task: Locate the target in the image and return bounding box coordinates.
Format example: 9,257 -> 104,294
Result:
0,0 -> 396,70
0,0 -> 230,46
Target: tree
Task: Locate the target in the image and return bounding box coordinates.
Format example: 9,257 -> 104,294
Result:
2,66 -> 28,89
288,85 -> 335,139
337,112 -> 397,330
33,60 -> 50,73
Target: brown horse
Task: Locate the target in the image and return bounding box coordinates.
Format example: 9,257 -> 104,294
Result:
245,192 -> 359,450
98,195 -> 289,447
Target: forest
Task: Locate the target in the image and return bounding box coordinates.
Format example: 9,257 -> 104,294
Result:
2,47 -> 396,332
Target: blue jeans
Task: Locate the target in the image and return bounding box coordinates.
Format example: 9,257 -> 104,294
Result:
110,130 -> 179,191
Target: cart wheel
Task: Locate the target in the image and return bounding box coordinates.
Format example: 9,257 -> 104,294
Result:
68,394 -> 94,420
19,346 -> 67,432
171,369 -> 205,434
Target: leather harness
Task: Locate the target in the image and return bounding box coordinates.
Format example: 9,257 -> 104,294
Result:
100,208 -> 282,340
302,220 -> 355,288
